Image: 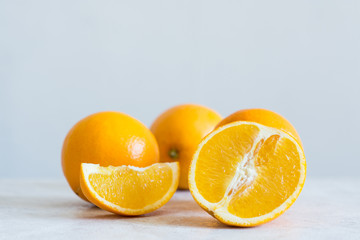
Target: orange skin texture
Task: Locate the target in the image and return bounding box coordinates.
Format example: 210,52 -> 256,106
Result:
217,108 -> 303,146
150,104 -> 222,189
62,111 -> 159,201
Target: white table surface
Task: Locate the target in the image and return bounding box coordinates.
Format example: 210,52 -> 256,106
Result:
1,178 -> 359,240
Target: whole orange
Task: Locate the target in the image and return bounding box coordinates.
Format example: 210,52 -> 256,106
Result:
62,111 -> 159,201
150,104 -> 222,189
216,108 -> 302,145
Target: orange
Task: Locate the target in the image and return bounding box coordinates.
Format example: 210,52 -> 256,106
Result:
150,104 -> 222,189
62,111 -> 159,201
216,108 -> 302,146
80,162 -> 179,215
189,121 -> 306,226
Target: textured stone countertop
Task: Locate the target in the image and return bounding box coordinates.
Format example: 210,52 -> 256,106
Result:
1,178 -> 359,239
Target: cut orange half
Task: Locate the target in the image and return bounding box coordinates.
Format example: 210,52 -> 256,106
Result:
188,121 -> 306,226
80,162 -> 179,215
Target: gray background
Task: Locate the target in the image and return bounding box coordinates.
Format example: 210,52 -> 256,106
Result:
1,0 -> 359,178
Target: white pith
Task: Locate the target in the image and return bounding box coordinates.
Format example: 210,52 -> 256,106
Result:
188,121 -> 306,226
81,162 -> 179,215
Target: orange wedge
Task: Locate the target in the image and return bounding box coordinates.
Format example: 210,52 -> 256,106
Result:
188,121 -> 306,226
80,162 -> 179,215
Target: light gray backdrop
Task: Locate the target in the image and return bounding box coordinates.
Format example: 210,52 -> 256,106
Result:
1,0 -> 359,178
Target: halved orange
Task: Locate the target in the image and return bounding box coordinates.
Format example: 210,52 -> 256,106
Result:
80,162 -> 179,215
188,121 -> 306,226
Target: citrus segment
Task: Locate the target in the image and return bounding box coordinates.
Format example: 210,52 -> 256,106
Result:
228,135 -> 301,218
195,124 -> 260,203
80,162 -> 179,215
189,121 -> 306,226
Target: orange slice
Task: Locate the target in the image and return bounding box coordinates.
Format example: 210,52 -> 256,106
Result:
80,162 -> 179,215
188,121 -> 306,226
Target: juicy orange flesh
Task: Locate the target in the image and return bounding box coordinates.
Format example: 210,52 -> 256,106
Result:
89,165 -> 173,209
194,124 -> 301,218
195,124 -> 260,203
228,135 -> 300,218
